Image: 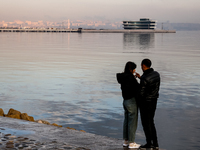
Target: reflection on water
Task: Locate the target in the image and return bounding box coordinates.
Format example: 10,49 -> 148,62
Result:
123,33 -> 155,50
0,32 -> 200,150
0,127 -> 35,136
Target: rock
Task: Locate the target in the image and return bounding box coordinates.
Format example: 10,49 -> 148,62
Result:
7,108 -> 21,116
0,132 -> 88,150
6,143 -> 14,148
0,133 -> 4,138
8,135 -> 17,139
7,114 -> 21,119
50,141 -> 57,143
62,146 -> 73,149
5,134 -> 12,136
6,141 -> 14,144
22,142 -> 34,144
80,130 -> 86,133
15,143 -> 20,147
22,144 -> 29,147
17,138 -> 26,141
76,147 -> 90,150
4,136 -> 9,139
35,120 -> 51,125
37,120 -> 43,123
0,108 -> 4,116
66,127 -> 76,130
14,141 -> 20,144
51,123 -> 59,127
20,113 -> 29,121
20,113 -> 34,122
1,138 -> 7,141
7,108 -> 21,119
51,123 -> 62,127
28,116 -> 35,122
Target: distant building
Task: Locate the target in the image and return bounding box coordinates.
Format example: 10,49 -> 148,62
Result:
68,19 -> 70,29
123,18 -> 156,30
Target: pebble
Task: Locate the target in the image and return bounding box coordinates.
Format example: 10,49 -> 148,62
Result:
0,131 -> 90,150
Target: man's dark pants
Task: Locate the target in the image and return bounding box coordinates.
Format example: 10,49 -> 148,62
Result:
139,98 -> 158,146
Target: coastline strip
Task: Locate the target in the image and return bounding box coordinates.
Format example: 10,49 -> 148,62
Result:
0,28 -> 176,33
0,116 -> 123,150
81,29 -> 176,33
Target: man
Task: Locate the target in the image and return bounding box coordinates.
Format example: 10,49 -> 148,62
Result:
136,59 -> 160,150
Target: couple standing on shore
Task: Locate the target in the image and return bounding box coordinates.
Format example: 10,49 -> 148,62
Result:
116,59 -> 160,149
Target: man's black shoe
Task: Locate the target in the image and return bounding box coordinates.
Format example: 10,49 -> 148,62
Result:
140,143 -> 154,149
153,143 -> 159,150
153,146 -> 159,150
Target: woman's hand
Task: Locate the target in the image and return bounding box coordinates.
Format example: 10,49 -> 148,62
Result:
135,72 -> 141,79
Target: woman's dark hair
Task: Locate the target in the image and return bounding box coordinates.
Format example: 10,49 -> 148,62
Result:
124,61 -> 137,73
141,58 -> 152,68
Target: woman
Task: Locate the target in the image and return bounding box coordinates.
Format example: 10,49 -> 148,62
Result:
116,61 -> 140,149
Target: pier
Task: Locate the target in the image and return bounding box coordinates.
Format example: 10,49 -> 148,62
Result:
0,28 -> 80,33
81,29 -> 176,33
0,28 -> 176,33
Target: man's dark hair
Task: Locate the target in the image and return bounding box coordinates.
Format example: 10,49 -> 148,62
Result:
141,59 -> 152,68
124,61 -> 137,73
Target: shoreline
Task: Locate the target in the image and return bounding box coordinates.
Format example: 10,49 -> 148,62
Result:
0,28 -> 176,33
0,108 -> 124,149
0,116 -> 124,150
0,116 -> 167,150
0,108 -> 84,132
0,108 -> 166,150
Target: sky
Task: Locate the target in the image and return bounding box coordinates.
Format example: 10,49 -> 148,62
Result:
1,0 -> 200,23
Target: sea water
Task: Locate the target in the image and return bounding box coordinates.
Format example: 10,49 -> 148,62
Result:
0,31 -> 200,150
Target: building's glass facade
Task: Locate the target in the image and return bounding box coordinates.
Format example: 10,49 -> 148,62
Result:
123,18 -> 156,30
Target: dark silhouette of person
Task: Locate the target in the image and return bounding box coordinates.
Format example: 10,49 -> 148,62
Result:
136,59 -> 160,150
116,61 -> 140,149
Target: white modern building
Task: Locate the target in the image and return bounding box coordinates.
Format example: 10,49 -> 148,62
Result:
123,18 -> 156,30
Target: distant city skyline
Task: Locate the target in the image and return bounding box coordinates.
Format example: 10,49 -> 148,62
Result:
0,20 -> 123,29
1,19 -> 200,31
0,0 -> 200,23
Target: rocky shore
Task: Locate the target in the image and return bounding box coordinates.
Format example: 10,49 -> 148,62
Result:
0,108 -> 125,150
0,108 -> 85,132
0,108 -> 91,149
0,131 -> 90,150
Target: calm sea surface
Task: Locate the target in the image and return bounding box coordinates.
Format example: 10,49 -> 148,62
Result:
0,31 -> 200,150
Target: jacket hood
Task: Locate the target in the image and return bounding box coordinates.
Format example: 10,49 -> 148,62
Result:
116,72 -> 132,84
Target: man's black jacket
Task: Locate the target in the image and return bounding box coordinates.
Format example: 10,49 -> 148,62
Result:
116,72 -> 140,100
140,68 -> 160,101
